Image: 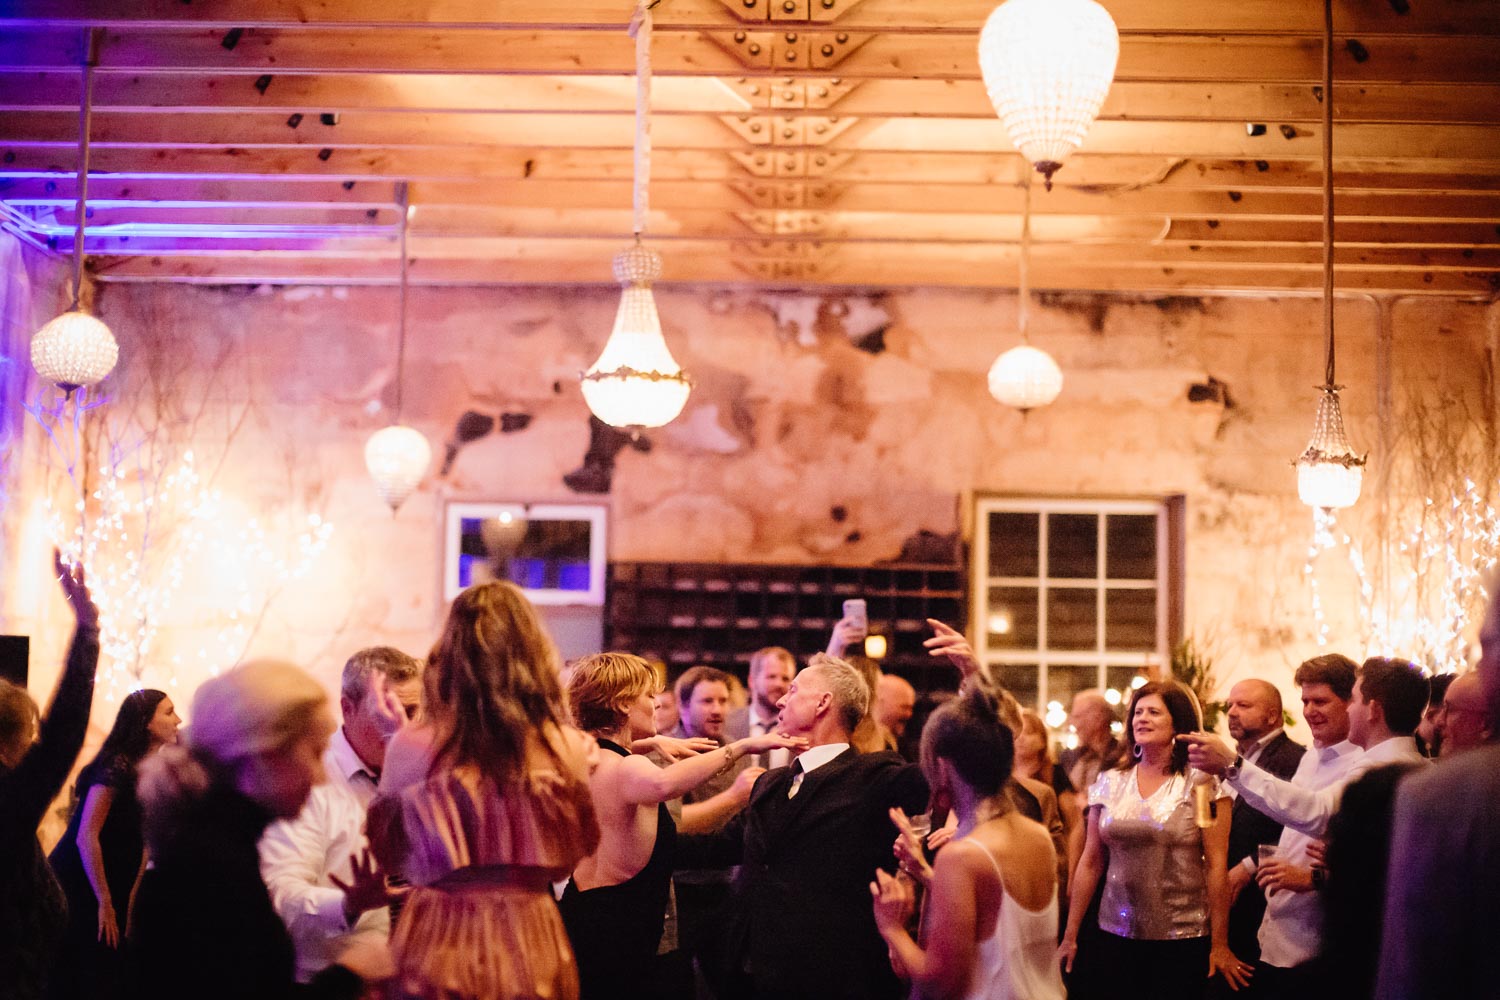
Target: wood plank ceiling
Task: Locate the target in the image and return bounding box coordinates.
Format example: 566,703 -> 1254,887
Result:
1,1 -> 1498,297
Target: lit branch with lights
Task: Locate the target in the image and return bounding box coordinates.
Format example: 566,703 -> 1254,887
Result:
27,386 -> 335,698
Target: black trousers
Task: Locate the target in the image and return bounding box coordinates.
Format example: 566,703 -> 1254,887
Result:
1080,931 -> 1212,1000
1250,960 -> 1326,1000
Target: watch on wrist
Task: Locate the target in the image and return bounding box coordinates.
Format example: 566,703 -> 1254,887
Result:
1311,866 -> 1329,891
1224,755 -> 1244,781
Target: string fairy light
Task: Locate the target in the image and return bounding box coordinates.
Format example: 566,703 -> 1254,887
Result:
28,385 -> 334,698
1303,479 -> 1500,671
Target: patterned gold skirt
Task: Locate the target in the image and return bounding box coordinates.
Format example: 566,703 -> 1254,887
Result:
388,874 -> 578,1000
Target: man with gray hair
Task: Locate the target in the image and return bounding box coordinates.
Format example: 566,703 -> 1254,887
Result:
259,646 -> 422,982
680,653 -> 928,1000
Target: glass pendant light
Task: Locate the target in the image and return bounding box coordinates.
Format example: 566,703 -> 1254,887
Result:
31,29 -> 118,394
579,0 -> 692,431
365,183 -> 432,513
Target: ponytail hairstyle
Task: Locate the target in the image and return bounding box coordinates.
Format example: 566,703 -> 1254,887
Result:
919,681 -> 1016,799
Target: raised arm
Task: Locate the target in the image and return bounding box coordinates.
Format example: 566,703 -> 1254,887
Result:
613,732 -> 803,807
2,553 -> 100,840
1180,733 -> 1349,838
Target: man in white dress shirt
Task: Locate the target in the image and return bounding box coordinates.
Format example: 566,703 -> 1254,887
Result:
258,646 -> 422,982
1182,653 -> 1429,999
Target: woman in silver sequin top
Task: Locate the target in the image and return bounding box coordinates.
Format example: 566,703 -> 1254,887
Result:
1058,681 -> 1250,999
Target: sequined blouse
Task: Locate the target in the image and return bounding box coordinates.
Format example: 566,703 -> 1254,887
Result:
1087,766 -> 1220,941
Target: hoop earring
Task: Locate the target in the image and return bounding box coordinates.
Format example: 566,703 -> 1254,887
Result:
1131,742 -> 1142,761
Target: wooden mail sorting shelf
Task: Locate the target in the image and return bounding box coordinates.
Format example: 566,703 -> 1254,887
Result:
606,562 -> 965,687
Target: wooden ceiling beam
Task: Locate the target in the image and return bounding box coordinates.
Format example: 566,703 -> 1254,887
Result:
2,29 -> 1494,86
3,108 -> 1495,164
11,0 -> 1498,37
67,230 -> 1500,269
4,74 -> 1497,126
6,147 -> 1497,192
86,248 -> 1500,297
16,178 -> 1497,224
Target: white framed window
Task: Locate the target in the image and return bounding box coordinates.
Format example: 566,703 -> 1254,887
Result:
971,496 -> 1177,726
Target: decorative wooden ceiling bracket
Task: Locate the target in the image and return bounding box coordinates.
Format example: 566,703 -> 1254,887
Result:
714,0 -> 873,24
720,75 -> 860,110
733,209 -> 834,235
717,113 -> 858,146
705,30 -> 776,70
729,148 -> 855,177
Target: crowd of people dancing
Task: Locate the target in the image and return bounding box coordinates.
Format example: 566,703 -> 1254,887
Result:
1,551 -> 1495,1000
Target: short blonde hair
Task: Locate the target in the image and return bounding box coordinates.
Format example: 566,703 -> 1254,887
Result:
804,654 -> 870,734
568,652 -> 658,735
186,660 -> 329,765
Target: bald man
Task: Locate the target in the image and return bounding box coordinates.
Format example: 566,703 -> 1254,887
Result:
1436,671 -> 1492,758
1058,690 -> 1122,796
1214,679 -> 1306,996
873,674 -> 916,741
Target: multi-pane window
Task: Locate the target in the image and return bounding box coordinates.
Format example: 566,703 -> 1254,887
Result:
972,498 -> 1171,725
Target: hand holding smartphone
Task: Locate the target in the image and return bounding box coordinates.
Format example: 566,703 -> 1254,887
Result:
842,598 -> 869,642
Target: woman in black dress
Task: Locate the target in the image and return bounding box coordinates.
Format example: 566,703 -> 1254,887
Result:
0,554 -> 100,1000
47,688 -> 180,1000
559,653 -> 803,999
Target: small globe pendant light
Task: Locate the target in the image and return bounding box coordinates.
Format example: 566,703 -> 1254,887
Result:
988,174 -> 1063,412
364,183 -> 431,514
1294,0 -> 1366,511
579,1 -> 693,431
31,29 -> 118,394
978,0 -> 1120,190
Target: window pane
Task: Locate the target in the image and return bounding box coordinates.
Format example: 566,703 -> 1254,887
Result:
1105,589 -> 1157,651
1106,514 -> 1157,580
986,587 -> 1038,648
1047,513 -> 1098,579
995,664 -> 1039,708
1105,665 -> 1148,699
988,512 -> 1039,578
1046,664 -> 1099,717
1046,587 -> 1099,651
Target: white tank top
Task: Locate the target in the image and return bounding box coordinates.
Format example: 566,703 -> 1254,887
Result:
959,837 -> 1066,1000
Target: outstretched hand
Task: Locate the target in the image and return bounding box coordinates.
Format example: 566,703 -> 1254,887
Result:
55,549 -> 99,629
740,730 -> 809,755
923,619 -> 981,680
869,867 -> 915,934
633,734 -> 718,762
331,848 -> 405,925
1175,732 -> 1238,776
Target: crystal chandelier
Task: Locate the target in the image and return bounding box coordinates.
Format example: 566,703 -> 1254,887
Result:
579,1 -> 692,431
31,29 -> 118,394
988,175 -> 1063,412
1294,0 -> 1365,511
365,182 -> 431,513
977,0 -> 1120,190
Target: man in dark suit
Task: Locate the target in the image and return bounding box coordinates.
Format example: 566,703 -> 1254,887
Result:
682,653 -> 927,1000
1373,590 -> 1500,1000
1215,678 -> 1305,997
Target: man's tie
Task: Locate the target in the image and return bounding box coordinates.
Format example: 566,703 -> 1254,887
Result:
787,758 -> 806,799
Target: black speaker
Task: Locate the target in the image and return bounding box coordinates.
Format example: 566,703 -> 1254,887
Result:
0,635 -> 29,687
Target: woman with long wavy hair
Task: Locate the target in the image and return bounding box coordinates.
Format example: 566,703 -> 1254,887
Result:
47,688 -> 180,1000
370,581 -> 602,1000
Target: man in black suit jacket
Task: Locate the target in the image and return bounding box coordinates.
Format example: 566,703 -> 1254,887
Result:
681,654 -> 927,1000
1214,679 -> 1306,997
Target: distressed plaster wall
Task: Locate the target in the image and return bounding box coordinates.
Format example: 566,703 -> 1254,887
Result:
3,267 -> 1495,724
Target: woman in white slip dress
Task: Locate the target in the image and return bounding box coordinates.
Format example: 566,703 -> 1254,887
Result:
870,684 -> 1065,1000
